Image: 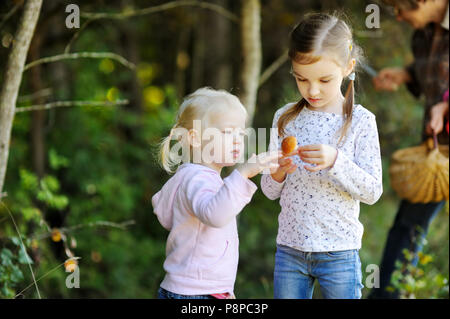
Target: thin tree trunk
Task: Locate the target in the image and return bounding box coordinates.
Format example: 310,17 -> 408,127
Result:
175,25 -> 192,100
29,33 -> 46,179
191,10 -> 206,90
205,0 -> 232,90
119,0 -> 143,115
0,0 -> 43,196
239,0 -> 261,125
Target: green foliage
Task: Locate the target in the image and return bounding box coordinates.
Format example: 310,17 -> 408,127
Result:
49,149 -> 70,170
0,248 -> 24,298
18,168 -> 69,212
0,236 -> 34,298
0,151 -> 70,298
389,246 -> 449,299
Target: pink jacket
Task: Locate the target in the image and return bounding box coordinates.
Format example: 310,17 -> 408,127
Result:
152,163 -> 257,295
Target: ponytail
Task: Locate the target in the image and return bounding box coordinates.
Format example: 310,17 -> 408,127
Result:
159,126 -> 189,174
158,128 -> 176,174
337,73 -> 355,147
277,99 -> 308,137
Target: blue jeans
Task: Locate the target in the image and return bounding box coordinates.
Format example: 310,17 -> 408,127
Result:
369,199 -> 445,299
157,287 -> 215,299
273,244 -> 363,299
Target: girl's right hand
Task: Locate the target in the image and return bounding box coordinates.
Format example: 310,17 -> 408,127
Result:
237,151 -> 282,179
373,67 -> 411,91
270,157 -> 297,183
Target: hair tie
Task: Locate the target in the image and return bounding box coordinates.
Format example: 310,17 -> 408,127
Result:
348,72 -> 355,81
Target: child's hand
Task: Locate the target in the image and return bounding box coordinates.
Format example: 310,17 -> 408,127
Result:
270,157 -> 297,183
298,144 -> 338,172
372,67 -> 411,91
237,151 -> 282,179
426,101 -> 449,136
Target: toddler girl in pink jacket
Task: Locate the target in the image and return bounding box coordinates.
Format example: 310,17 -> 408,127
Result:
152,87 -> 281,299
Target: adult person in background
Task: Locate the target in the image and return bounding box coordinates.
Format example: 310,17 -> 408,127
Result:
370,0 -> 449,299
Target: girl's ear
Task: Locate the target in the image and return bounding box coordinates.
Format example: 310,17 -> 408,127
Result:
188,129 -> 202,148
344,58 -> 356,77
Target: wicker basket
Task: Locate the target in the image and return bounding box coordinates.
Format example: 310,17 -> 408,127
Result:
389,135 -> 449,203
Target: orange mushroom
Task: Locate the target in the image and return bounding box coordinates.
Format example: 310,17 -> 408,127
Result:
64,258 -> 78,272
281,136 -> 297,156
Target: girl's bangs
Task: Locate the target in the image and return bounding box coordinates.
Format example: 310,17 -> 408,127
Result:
292,52 -> 322,65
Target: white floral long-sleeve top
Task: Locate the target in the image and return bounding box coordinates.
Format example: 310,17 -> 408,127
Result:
261,103 -> 383,252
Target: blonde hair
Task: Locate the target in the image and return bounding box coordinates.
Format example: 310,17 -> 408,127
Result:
158,87 -> 247,174
278,12 -> 364,147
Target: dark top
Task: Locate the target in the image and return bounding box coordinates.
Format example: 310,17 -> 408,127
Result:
406,23 -> 449,144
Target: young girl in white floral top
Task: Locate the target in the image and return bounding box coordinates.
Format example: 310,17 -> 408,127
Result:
261,13 -> 383,299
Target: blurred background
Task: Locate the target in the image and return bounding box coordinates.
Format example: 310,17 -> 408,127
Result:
0,0 -> 448,299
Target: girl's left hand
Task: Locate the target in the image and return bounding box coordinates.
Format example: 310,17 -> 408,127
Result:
426,101 -> 449,136
297,144 -> 338,172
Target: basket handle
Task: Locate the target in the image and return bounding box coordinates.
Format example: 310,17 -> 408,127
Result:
426,132 -> 439,151
433,133 -> 438,150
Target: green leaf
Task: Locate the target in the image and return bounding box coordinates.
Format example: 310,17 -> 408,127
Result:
49,195 -> 69,210
18,249 -> 33,265
11,236 -> 20,246
0,284 -> 15,298
9,264 -> 24,283
0,249 -> 14,266
41,175 -> 60,192
49,148 -> 69,170
19,169 -> 39,192
22,207 -> 41,222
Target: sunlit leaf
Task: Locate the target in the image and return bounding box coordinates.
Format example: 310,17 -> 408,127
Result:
106,87 -> 120,102
143,86 -> 165,111
99,58 -> 115,74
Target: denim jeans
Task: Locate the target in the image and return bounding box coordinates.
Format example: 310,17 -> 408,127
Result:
157,287 -> 215,299
369,199 -> 446,299
273,244 -> 363,299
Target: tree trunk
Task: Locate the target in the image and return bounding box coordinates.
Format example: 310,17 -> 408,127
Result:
0,0 -> 43,196
204,0 -> 232,90
175,25 -> 192,100
191,10 -> 206,90
118,0 -> 143,116
29,33 -> 46,179
239,0 -> 261,126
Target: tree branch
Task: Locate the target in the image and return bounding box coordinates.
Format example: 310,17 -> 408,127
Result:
15,99 -> 129,113
64,17 -> 98,54
259,49 -> 289,88
0,0 -> 24,31
31,220 -> 135,241
23,52 -> 136,72
61,219 -> 135,234
14,258 -> 79,298
80,0 -> 239,23
17,88 -> 53,103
